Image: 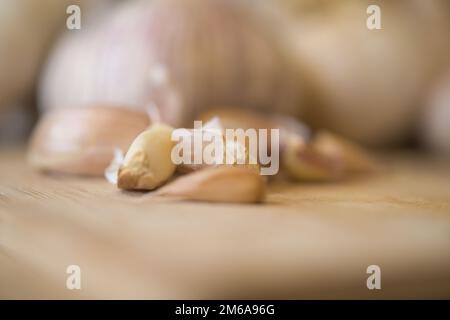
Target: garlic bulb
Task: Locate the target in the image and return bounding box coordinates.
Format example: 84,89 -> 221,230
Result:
0,0 -> 64,110
0,0 -> 111,112
39,0 -> 302,126
284,0 -> 450,146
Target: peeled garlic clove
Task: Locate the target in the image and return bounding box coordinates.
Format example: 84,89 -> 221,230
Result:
28,105 -> 150,176
282,135 -> 344,182
313,131 -> 378,173
118,123 -> 176,190
157,166 -> 266,204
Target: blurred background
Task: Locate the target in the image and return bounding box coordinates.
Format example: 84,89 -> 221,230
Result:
1,0 -> 449,153
2,0 -> 450,300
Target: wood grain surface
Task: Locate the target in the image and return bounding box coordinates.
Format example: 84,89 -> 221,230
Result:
1,147 -> 450,299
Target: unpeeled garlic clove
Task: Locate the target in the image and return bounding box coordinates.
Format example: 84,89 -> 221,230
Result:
28,105 -> 150,176
118,123 -> 176,190
282,134 -> 344,182
313,131 -> 378,173
157,166 -> 266,204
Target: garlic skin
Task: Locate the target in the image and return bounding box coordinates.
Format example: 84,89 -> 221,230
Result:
0,0 -> 64,110
28,105 -> 150,176
282,134 -> 344,182
39,0 -> 302,126
104,147 -> 125,185
0,0 -> 112,112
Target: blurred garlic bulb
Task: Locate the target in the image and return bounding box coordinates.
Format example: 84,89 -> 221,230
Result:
284,0 -> 450,146
0,0 -> 62,110
0,0 -> 111,112
420,68 -> 450,156
39,0 -> 301,126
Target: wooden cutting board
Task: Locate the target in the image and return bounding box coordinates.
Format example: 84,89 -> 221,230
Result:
1,147 -> 450,299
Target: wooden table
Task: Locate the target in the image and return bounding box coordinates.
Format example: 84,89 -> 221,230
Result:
1,148 -> 450,299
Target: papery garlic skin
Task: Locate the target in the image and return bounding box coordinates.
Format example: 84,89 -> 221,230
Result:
282,134 -> 344,182
104,147 -> 124,185
39,0 -> 302,126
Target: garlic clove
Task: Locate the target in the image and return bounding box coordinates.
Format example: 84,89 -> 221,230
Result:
118,123 -> 176,190
282,134 -> 344,182
104,147 -> 125,185
28,105 -> 150,176
157,166 -> 266,204
313,131 -> 378,173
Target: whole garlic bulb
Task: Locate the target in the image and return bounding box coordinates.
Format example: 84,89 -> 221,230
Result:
284,0 -> 450,146
39,0 -> 301,126
420,68 -> 450,156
